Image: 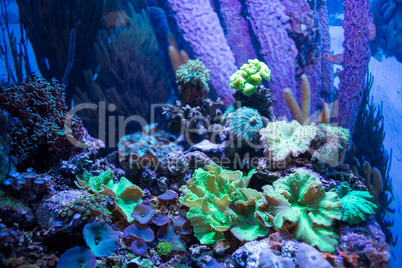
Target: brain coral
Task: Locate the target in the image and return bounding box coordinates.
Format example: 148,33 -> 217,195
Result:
260,120 -> 317,162
262,169 -> 342,252
227,107 -> 263,142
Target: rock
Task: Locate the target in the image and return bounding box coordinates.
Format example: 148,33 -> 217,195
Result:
295,243 -> 332,268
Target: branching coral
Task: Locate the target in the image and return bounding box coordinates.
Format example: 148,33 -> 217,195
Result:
176,59 -> 210,106
230,59 -> 271,96
0,75 -> 85,170
261,169 -> 342,252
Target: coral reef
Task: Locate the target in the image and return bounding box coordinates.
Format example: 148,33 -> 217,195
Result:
157,0 -> 236,107
0,76 -> 85,170
0,2 -> 394,267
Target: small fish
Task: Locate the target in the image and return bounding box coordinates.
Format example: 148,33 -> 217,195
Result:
102,11 -> 129,28
323,53 -> 344,65
0,10 -> 19,25
368,22 -> 376,41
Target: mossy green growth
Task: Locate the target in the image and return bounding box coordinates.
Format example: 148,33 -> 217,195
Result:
230,59 -> 271,96
180,164 -> 270,244
262,169 -> 342,252
337,182 -> 376,225
75,169 -> 114,193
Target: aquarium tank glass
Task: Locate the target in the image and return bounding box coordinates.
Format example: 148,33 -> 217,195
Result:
0,0 -> 401,267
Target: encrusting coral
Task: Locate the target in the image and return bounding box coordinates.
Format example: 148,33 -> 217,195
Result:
261,169 -> 342,252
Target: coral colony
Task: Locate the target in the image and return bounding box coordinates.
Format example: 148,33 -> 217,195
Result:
0,0 -> 398,268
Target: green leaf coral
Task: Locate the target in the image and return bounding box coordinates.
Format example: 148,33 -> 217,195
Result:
75,169 -> 143,222
337,182 -> 377,225
75,169 -> 114,194
101,177 -> 143,223
179,164 -> 265,244
230,59 -> 271,96
261,169 -> 342,252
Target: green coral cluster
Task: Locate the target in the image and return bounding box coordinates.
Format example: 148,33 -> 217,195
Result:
75,169 -> 143,222
75,169 -> 114,193
262,169 -> 342,252
180,165 -> 377,252
337,182 -> 377,225
230,59 -> 271,96
179,164 -> 271,244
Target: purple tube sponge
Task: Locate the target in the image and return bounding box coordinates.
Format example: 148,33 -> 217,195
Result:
130,239 -> 148,256
56,246 -> 96,268
131,204 -> 155,224
123,224 -> 155,242
164,0 -> 236,107
337,0 -> 371,129
83,221 -> 119,257
244,0 -> 297,119
218,0 -> 257,66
